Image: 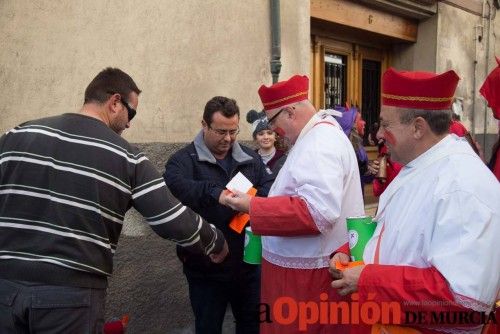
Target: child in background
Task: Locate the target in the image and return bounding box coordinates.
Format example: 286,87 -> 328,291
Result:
246,110 -> 287,175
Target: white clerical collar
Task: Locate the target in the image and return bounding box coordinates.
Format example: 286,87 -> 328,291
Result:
295,110 -> 339,144
405,134 -> 454,169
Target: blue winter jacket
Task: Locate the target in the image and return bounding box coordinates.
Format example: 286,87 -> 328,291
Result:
164,131 -> 273,280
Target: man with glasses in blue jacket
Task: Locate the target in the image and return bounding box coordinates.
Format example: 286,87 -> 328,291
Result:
164,96 -> 273,334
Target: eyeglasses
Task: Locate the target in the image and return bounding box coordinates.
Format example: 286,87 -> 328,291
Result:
208,125 -> 240,137
267,105 -> 295,127
107,91 -> 136,121
267,108 -> 284,127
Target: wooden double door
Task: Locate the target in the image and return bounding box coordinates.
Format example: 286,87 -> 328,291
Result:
311,37 -> 390,145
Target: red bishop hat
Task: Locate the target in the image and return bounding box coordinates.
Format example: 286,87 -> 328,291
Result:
479,56 -> 500,120
258,75 -> 309,111
382,68 -> 459,110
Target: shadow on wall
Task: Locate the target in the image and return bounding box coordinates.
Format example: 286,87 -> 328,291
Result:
105,142 -> 240,333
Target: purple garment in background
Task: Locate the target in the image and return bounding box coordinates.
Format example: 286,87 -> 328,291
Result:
333,106 -> 357,136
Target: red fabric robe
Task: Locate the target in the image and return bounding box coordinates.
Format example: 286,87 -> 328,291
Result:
251,196 -> 351,334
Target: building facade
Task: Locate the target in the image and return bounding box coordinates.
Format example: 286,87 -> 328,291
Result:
310,0 -> 499,156
1,1 -> 498,151
0,0 -> 309,142
0,0 -> 498,331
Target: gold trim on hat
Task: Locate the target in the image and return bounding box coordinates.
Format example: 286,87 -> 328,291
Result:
382,93 -> 453,103
263,91 -> 308,107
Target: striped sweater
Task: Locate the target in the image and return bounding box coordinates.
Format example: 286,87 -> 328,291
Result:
0,113 -> 224,288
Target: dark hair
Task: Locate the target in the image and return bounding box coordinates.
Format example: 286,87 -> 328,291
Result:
399,108 -> 451,135
84,67 -> 141,104
203,96 -> 239,125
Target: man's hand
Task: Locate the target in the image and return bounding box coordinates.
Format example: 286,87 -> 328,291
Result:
220,190 -> 251,213
218,189 -> 231,206
328,252 -> 350,280
209,240 -> 229,263
367,159 -> 380,176
330,264 -> 365,296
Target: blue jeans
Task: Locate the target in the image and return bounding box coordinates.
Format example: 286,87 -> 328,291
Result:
0,279 -> 106,334
186,266 -> 261,334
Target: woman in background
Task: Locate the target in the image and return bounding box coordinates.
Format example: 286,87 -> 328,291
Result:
246,110 -> 286,176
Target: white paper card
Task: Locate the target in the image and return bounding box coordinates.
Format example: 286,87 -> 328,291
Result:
226,172 -> 253,193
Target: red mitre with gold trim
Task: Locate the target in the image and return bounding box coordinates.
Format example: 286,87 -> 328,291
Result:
479,56 -> 500,120
382,68 -> 459,110
258,75 -> 309,111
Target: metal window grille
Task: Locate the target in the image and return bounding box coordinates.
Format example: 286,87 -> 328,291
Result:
324,53 -> 347,109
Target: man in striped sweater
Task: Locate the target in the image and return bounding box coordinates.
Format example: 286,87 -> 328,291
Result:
0,67 -> 227,333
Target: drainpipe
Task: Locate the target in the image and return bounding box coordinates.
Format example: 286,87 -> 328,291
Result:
472,23 -> 482,137
270,0 -> 282,84
482,0 -> 492,151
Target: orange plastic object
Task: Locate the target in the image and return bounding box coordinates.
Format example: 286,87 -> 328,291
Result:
228,187 -> 257,233
335,260 -> 364,271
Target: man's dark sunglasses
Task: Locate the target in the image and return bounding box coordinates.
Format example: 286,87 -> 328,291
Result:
120,99 -> 136,122
107,91 -> 136,121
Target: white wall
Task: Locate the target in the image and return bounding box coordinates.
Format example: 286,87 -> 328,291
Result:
0,0 -> 310,142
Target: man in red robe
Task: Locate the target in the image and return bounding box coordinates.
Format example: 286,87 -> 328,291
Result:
331,68 -> 500,334
221,75 -> 365,333
480,56 -> 500,181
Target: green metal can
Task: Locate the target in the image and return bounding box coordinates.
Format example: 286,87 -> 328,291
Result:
243,226 -> 262,265
346,216 -> 376,262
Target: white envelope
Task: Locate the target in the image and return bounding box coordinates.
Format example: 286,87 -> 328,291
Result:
226,172 -> 253,193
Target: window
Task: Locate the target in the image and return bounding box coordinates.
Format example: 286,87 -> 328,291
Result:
324,53 -> 347,109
